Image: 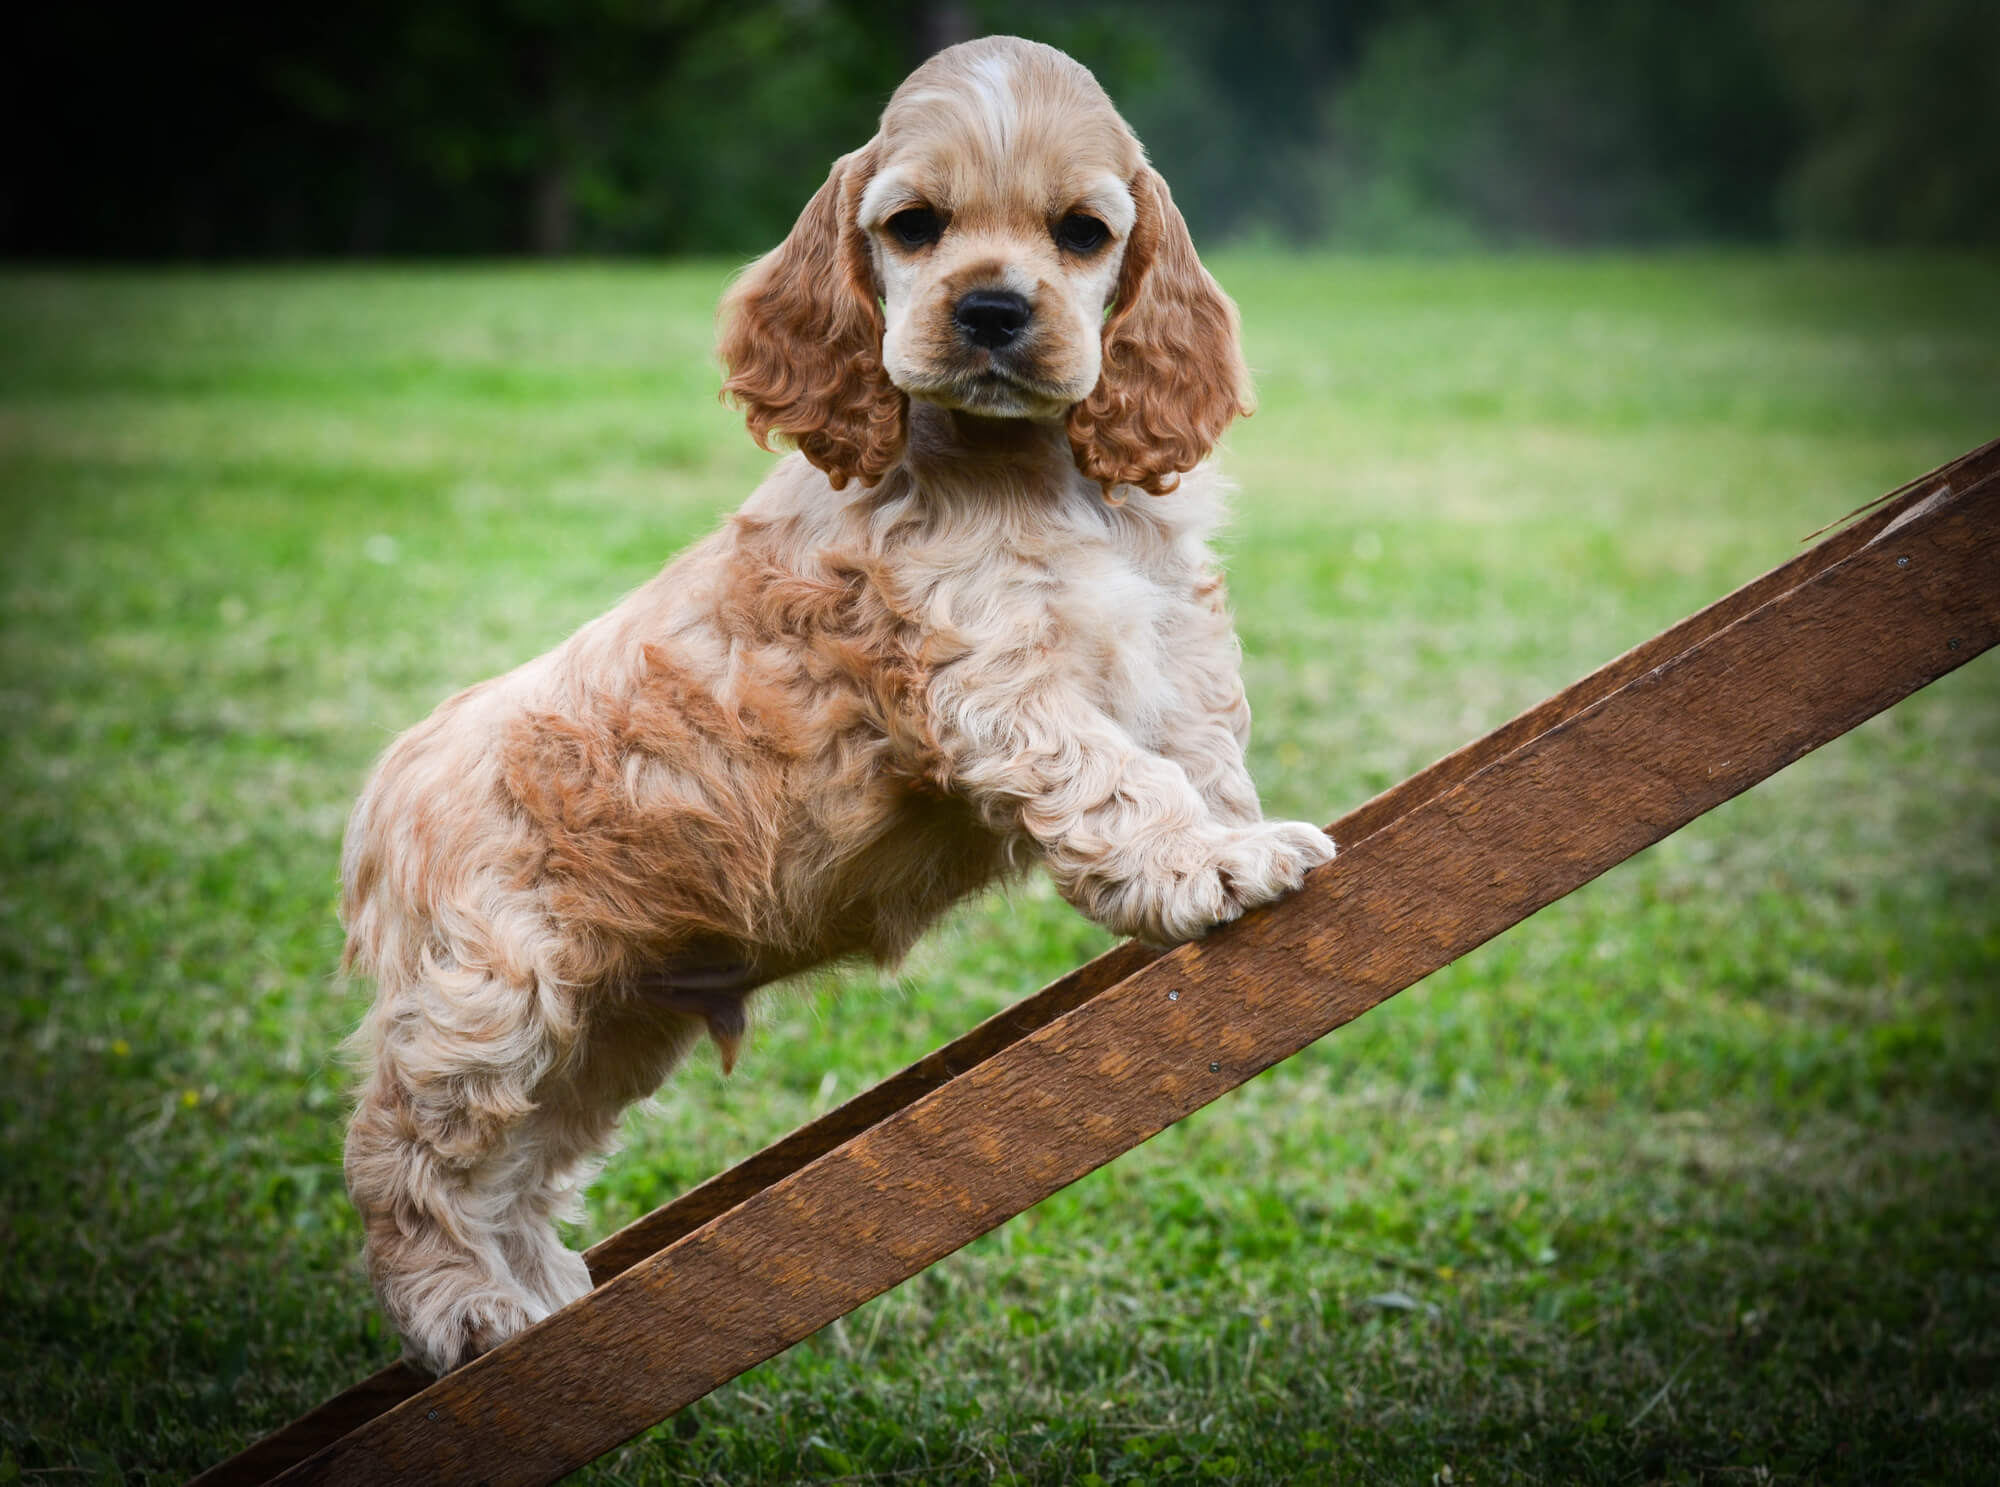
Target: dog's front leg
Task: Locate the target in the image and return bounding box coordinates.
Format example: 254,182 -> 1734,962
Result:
1152,576 -> 1271,828
943,688 -> 1333,945
1154,660 -> 1265,829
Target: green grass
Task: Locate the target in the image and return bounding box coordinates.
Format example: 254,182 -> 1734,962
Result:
2,253 -> 1996,1485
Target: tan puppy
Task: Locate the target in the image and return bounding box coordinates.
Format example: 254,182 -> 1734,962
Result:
340,35 -> 1335,1376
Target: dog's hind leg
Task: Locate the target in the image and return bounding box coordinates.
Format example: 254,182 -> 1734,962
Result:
344,963 -> 593,1377
490,1001 -> 703,1320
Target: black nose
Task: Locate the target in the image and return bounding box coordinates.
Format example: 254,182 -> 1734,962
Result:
953,290 -> 1031,350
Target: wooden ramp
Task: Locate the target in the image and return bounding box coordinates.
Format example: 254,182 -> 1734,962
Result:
196,439 -> 1999,1487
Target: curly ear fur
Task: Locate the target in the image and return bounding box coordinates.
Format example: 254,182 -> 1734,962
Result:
719,146 -> 907,490
1068,168 -> 1253,496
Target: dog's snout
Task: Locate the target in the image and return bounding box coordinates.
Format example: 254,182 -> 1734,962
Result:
953,290 -> 1031,350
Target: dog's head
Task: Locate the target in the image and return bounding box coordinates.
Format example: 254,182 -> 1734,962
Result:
718,36 -> 1251,495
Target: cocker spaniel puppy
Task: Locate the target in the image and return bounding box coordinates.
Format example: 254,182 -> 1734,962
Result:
341,34 -> 1335,1376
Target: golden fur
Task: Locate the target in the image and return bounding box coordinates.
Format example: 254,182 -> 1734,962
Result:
341,35 -> 1334,1376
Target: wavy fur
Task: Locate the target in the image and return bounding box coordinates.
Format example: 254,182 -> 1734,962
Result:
1068,169 -> 1255,496
718,145 -> 908,490
340,35 -> 1331,1378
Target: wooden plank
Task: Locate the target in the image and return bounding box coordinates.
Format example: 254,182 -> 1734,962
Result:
257,455 -> 1996,1485
192,437 -> 1998,1486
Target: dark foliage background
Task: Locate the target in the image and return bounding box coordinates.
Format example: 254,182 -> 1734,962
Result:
10,0 -> 1998,257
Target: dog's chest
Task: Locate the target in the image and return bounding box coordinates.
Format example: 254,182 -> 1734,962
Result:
1042,542 -> 1178,719
931,507 -> 1192,737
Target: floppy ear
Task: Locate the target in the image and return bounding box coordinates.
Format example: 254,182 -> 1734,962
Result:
718,145 -> 906,490
1067,168 -> 1253,496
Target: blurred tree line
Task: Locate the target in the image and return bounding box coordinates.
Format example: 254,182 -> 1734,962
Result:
10,0 -> 1996,258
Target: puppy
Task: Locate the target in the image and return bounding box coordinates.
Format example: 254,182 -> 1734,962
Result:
340,34 -> 1335,1376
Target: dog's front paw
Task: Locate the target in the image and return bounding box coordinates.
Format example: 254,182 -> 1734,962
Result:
1212,819 -> 1336,919
1105,820 -> 1334,945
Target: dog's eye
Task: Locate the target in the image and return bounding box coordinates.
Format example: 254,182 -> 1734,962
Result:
887,207 -> 943,248
1055,213 -> 1109,254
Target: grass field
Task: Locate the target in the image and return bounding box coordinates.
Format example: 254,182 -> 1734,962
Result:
2,254 -> 1997,1485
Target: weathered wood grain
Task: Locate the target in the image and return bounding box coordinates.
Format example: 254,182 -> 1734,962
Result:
245,456 -> 1995,1485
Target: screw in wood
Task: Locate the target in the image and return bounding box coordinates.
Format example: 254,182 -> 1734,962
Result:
1209,1062 -> 1221,1072
1168,990 -> 1179,1000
